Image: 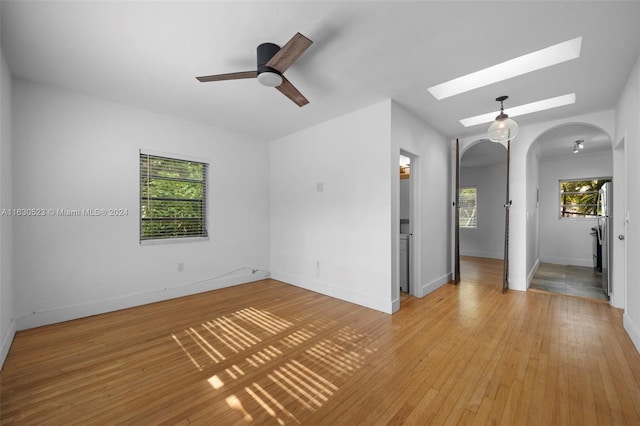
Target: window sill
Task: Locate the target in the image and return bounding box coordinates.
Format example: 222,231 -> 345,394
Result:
140,236 -> 209,246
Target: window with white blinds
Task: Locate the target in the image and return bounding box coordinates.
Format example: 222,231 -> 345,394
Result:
140,152 -> 208,242
559,178 -> 611,218
459,186 -> 477,229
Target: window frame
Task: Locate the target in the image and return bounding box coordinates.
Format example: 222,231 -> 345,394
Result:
558,176 -> 611,220
139,149 -> 210,245
458,186 -> 478,229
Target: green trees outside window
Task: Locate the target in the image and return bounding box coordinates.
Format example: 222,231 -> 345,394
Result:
140,153 -> 208,241
459,187 -> 477,228
559,178 -> 610,218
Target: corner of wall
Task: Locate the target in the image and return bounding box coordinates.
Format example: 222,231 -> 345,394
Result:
270,270 -> 394,314
0,45 -> 15,371
418,272 -> 451,298
0,319 -> 16,370
624,313 -> 640,354
527,258 -> 540,288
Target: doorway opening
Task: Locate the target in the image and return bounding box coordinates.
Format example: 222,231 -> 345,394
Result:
526,123 -> 613,303
399,153 -> 410,294
457,140 -> 508,288
398,150 -> 418,301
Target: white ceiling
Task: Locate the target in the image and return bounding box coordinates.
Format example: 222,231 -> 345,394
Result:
2,1 -> 639,143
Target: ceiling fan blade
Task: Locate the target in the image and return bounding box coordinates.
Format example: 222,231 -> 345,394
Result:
266,32 -> 313,73
276,76 -> 309,107
196,71 -> 257,82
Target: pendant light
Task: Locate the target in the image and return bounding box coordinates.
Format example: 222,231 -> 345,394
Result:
488,95 -> 519,142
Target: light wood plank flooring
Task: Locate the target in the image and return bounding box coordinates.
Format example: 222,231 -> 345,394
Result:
2,257 -> 640,424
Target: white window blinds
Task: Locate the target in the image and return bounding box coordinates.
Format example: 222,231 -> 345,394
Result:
140,152 -> 208,241
459,187 -> 477,229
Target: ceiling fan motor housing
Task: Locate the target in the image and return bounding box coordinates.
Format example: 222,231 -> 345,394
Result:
257,42 -> 283,86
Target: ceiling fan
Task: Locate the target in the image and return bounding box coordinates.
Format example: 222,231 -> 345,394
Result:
196,32 -> 313,107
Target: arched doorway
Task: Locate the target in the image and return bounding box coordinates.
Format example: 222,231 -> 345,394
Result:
526,123 -> 613,302
456,139 -> 508,288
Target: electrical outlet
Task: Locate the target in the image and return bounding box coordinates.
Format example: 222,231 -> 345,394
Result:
178,262 -> 184,272
316,260 -> 320,277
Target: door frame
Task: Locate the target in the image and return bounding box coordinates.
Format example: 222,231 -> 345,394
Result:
453,138 -> 509,288
613,135 -> 627,310
399,149 -> 420,300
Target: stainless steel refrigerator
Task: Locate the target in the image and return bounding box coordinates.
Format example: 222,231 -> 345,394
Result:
597,182 -> 612,296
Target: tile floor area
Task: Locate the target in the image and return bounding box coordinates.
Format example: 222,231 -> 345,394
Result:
530,262 -> 609,301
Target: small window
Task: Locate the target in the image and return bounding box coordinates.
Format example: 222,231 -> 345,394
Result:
459,187 -> 477,229
140,152 -> 208,242
559,178 -> 611,218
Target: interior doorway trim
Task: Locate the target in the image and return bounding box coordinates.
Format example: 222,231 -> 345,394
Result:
453,137 -> 509,290
399,149 -> 421,299
454,139 -> 461,284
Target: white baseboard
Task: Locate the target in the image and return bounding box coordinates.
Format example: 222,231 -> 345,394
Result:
417,272 -> 451,298
624,313 -> 640,354
15,271 -> 269,331
270,270 -> 393,314
460,250 -> 503,260
0,318 -> 16,371
527,258 -> 541,288
540,256 -> 593,268
391,297 -> 400,314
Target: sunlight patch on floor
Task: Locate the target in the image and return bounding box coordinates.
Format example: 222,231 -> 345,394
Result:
226,395 -> 253,422
208,374 -> 224,389
173,307 -> 378,423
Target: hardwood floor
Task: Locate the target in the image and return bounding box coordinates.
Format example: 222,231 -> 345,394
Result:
2,257 -> 640,424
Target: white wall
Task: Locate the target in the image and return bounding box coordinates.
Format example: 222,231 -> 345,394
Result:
12,79 -> 270,329
270,101 -> 393,313
459,162 -> 506,260
539,152 -> 613,267
616,54 -> 640,351
391,101 -> 451,306
0,48 -> 15,369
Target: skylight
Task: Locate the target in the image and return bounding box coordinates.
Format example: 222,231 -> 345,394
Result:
427,37 -> 582,100
459,93 -> 576,127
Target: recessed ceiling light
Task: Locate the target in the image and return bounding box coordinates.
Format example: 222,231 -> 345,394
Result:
459,93 -> 576,127
427,37 -> 582,100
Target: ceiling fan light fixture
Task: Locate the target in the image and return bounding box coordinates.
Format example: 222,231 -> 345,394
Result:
488,96 -> 519,142
196,33 -> 312,107
257,71 -> 283,87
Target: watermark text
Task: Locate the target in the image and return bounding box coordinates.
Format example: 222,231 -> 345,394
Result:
1,208 -> 129,217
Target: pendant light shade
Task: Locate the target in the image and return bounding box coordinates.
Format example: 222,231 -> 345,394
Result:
488,116 -> 519,142
488,96 -> 519,142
